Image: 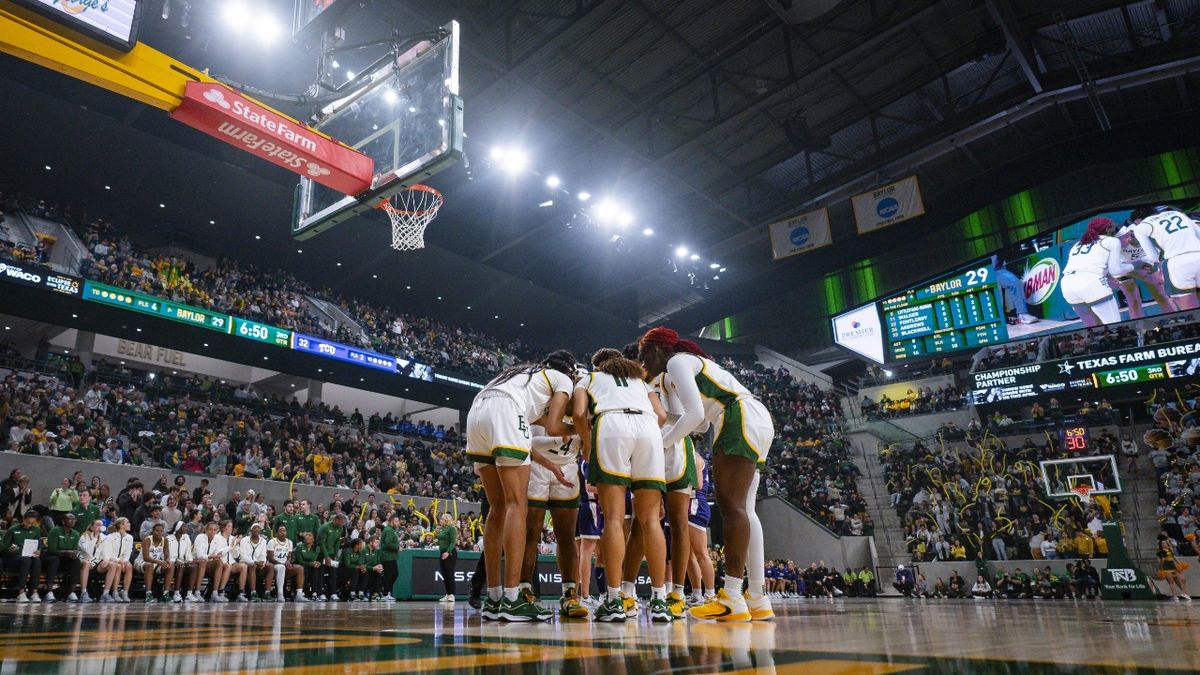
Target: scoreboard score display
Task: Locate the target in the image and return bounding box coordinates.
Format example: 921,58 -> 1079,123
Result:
876,264 -> 1007,361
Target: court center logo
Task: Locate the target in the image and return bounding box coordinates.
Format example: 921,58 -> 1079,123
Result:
789,226 -> 810,247
1021,258 -> 1060,305
876,197 -> 900,219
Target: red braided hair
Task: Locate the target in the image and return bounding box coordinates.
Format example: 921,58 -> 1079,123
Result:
638,327 -> 709,358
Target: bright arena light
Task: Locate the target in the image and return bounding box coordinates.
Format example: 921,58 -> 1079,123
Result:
489,146 -> 505,161
642,227 -> 654,236
546,175 -> 561,188
578,191 -> 591,202
690,253 -> 700,261
384,88 -> 398,104
501,148 -> 528,174
345,70 -> 355,81
257,11 -> 282,45
675,246 -> 688,258
222,1 -> 249,29
594,199 -> 618,224
709,263 -> 720,269
617,211 -> 633,228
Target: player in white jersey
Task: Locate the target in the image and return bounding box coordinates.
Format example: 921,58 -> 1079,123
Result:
639,327 -> 775,622
1060,218 -> 1136,326
575,348 -> 672,623
522,419 -> 588,619
647,345 -> 698,620
466,350 -> 575,622
1114,222 -> 1177,319
1130,206 -> 1200,309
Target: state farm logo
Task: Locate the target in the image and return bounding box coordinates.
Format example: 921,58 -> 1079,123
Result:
202,88 -> 232,109
1022,258 -> 1060,305
0,263 -> 40,284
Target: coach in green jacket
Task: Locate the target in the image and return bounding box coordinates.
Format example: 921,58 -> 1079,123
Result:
71,490 -> 101,534
295,500 -> 321,541
379,514 -> 401,597
45,513 -> 80,600
272,501 -> 300,541
2,510 -> 44,600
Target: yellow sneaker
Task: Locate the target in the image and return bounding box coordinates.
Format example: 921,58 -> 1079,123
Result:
665,591 -> 686,620
621,593 -> 640,619
743,591 -> 775,621
688,588 -> 750,622
559,587 -> 589,619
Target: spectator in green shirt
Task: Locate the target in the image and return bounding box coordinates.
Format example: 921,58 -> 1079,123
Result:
72,490 -> 101,534
295,500 -> 321,541
341,537 -> 368,600
2,509 -> 45,601
46,513 -> 80,601
48,479 -> 79,522
436,513 -> 458,602
316,514 -> 345,600
293,532 -> 322,600
272,501 -> 299,541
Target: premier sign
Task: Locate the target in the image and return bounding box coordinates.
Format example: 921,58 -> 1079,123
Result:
170,82 -> 373,196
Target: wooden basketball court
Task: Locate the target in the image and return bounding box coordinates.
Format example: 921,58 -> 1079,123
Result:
0,598 -> 1196,673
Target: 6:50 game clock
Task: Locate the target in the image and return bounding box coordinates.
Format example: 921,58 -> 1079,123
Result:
1058,426 -> 1090,453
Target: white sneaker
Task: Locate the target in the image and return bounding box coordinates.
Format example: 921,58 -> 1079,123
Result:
100,593 -> 115,603
216,594 -> 229,603
236,595 -> 249,603
67,592 -> 79,603
743,591 -> 775,621
80,591 -> 93,603
317,594 -> 327,601
440,594 -> 455,603
1017,313 -> 1039,324
43,591 -> 55,602
172,592 -> 182,603
15,592 -> 28,603
118,591 -> 130,603
295,592 -> 308,603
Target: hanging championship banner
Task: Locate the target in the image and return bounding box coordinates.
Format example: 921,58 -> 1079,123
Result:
768,207 -> 831,260
852,175 -> 925,234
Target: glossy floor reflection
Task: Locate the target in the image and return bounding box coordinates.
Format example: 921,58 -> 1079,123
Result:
0,598 -> 1196,673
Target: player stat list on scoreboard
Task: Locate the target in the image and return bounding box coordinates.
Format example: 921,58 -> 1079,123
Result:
880,265 -> 1007,360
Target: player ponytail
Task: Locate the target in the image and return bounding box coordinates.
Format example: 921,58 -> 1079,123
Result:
638,327 -> 708,358
1081,217 -> 1114,245
486,349 -> 576,388
591,348 -> 645,379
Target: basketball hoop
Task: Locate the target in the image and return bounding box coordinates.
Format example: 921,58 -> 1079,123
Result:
374,184 -> 443,251
1072,484 -> 1093,506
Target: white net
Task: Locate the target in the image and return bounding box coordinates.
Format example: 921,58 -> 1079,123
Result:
378,185 -> 443,251
1072,484 -> 1093,505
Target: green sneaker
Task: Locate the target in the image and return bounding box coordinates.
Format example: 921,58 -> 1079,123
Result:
251,593 -> 261,603
594,596 -> 627,623
144,595 -> 156,604
499,596 -> 552,622
481,596 -> 502,621
648,597 -> 674,623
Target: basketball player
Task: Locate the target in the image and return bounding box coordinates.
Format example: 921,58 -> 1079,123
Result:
1060,218 -> 1136,327
639,327 -> 775,622
575,348 -> 673,622
1114,223 -> 1177,318
467,351 -> 576,622
686,452 -> 716,605
649,349 -> 699,620
1131,206 -> 1200,310
523,422 -> 588,618
575,466 -> 603,606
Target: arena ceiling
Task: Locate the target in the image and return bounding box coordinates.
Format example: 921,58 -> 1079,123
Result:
3,0 -> 1200,352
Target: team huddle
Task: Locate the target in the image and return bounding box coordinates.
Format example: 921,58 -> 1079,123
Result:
465,327 -> 775,622
1061,206 -> 1200,326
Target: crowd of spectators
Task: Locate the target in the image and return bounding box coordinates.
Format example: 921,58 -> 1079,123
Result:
713,358 -> 868,536
861,384 -> 966,420
891,560 -> 1104,600
880,431 -> 1125,565
0,465 -> 483,603
1,192 -> 531,382
1,361 -> 483,503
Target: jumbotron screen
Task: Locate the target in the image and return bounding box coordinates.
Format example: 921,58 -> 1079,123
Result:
832,200 -> 1200,364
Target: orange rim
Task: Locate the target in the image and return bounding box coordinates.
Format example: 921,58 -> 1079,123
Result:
374,184 -> 443,216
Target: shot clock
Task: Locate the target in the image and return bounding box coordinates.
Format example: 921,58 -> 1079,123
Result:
1058,426 -> 1090,453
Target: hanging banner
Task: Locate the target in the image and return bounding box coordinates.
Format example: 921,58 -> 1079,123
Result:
768,208 -> 831,260
852,175 -> 925,234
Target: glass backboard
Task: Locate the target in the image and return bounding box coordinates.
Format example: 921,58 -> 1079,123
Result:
292,21 -> 462,241
1039,454 -> 1122,498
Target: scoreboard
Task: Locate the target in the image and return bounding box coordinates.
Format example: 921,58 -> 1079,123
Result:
879,265 -> 1007,361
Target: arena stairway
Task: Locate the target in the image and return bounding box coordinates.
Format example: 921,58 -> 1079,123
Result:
848,423 -> 918,572
20,212 -> 90,275
305,295 -> 369,343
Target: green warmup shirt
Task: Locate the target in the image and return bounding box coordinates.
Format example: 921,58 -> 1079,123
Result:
48,527 -> 80,555
316,522 -> 343,560
437,525 -> 456,554
378,526 -> 400,562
